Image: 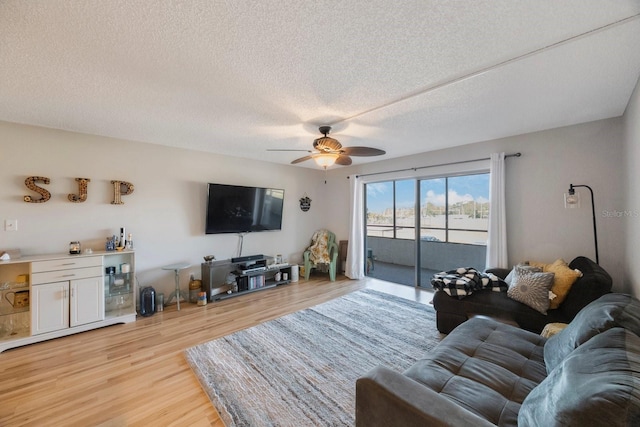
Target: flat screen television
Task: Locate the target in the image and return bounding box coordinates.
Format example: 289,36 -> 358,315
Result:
205,183 -> 284,234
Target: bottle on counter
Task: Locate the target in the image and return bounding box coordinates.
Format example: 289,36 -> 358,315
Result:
189,274 -> 202,303
197,292 -> 207,306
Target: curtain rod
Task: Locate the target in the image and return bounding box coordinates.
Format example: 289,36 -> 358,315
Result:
352,152 -> 521,179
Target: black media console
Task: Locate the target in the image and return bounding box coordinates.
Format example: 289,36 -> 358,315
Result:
201,255 -> 292,302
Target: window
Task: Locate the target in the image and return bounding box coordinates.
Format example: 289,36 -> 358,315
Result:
366,179 -> 415,240
366,173 -> 489,245
421,173 -> 490,245
365,181 -> 394,238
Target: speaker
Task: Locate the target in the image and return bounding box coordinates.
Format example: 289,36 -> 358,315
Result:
139,286 -> 156,317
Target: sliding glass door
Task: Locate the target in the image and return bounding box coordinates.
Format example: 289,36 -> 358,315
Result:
365,180 -> 416,286
365,173 -> 489,287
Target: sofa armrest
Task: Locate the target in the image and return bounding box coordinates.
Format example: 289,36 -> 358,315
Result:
356,366 -> 494,427
485,267 -> 510,279
561,256 -> 612,319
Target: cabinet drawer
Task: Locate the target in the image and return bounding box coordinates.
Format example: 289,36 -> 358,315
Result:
31,256 -> 102,273
31,266 -> 103,285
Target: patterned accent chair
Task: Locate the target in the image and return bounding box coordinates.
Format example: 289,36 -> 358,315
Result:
303,229 -> 339,281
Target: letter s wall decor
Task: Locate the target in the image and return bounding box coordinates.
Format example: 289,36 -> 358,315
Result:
24,176 -> 51,203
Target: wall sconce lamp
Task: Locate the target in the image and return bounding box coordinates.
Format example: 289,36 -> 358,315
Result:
564,184 -> 599,264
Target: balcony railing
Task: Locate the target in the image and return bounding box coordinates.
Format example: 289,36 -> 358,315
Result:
366,235 -> 487,273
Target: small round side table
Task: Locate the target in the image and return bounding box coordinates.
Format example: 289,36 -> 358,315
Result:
162,262 -> 190,311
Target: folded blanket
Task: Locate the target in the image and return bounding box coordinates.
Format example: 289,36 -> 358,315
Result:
431,267 -> 506,298
308,229 -> 331,264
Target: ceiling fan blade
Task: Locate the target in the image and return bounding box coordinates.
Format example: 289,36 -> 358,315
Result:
341,146 -> 386,156
291,155 -> 314,164
335,155 -> 353,166
267,149 -> 312,152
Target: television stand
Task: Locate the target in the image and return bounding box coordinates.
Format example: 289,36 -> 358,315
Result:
201,256 -> 293,302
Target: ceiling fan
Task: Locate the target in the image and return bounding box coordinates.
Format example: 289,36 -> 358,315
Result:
269,126 -> 386,168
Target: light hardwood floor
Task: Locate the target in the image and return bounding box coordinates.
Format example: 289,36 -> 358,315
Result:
0,275 -> 433,426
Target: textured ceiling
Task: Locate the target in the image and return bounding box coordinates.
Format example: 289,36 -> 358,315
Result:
2,1 -> 640,168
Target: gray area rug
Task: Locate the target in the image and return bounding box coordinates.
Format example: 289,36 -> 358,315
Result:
184,289 -> 441,426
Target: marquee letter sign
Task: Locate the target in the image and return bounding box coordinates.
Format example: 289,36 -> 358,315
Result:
68,178 -> 91,203
24,176 -> 51,203
111,180 -> 135,205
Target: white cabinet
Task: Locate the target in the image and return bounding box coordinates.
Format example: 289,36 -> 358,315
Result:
71,276 -> 104,327
31,281 -> 69,335
0,250 -> 136,353
31,255 -> 104,335
31,276 -> 105,335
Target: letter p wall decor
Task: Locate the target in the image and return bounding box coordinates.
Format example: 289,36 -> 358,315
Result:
111,180 -> 134,205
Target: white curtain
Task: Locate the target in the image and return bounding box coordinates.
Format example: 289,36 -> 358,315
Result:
345,174 -> 365,279
486,152 -> 508,268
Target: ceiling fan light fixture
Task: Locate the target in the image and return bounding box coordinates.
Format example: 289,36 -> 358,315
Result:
274,125 -> 385,167
314,153 -> 340,168
313,136 -> 342,151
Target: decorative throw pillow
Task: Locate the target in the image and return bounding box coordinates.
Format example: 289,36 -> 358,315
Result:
507,266 -> 554,314
545,259 -> 582,309
526,259 -> 583,309
504,263 -> 541,286
527,260 -> 547,270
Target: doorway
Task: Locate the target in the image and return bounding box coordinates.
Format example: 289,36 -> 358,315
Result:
365,173 -> 489,287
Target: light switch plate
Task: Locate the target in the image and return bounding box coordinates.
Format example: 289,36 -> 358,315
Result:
4,219 -> 18,231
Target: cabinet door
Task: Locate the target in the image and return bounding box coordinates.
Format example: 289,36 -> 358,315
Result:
32,281 -> 69,335
70,276 -> 104,327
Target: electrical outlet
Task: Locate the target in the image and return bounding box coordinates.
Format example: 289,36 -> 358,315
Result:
5,219 -> 18,231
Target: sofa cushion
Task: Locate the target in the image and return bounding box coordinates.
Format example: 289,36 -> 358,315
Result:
544,293 -> 640,372
519,327 -> 640,426
507,267 -> 554,314
404,317 -> 547,426
433,287 -> 570,334
561,256 -> 612,318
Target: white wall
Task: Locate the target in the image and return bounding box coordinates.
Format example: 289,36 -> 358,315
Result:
2,113 -> 630,295
326,117 -> 626,290
0,121 -> 329,296
623,75 -> 640,296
